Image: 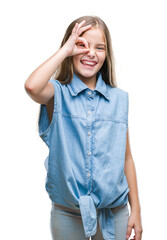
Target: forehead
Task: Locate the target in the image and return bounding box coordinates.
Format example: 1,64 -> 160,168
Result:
81,27 -> 106,44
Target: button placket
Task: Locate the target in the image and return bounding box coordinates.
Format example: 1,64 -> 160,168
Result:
88,131 -> 91,136
88,151 -> 91,156
86,90 -> 95,99
87,172 -> 91,178
85,90 -> 95,193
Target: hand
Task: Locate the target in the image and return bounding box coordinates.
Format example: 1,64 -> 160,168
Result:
126,210 -> 143,240
62,20 -> 91,57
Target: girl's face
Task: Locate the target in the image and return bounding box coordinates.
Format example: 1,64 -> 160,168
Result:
72,27 -> 106,82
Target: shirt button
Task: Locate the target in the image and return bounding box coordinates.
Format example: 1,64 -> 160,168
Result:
87,173 -> 91,178
88,151 -> 92,156
87,91 -> 92,95
88,111 -> 91,115
88,131 -> 91,136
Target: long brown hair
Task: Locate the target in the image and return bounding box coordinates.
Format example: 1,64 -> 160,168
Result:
54,15 -> 117,87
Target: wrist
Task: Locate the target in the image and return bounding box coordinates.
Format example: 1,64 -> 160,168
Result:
57,46 -> 69,59
130,204 -> 141,214
60,43 -> 72,58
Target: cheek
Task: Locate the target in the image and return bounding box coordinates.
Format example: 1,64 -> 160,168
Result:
73,56 -> 81,68
99,53 -> 106,65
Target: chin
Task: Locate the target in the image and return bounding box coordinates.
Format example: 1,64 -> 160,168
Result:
75,69 -> 98,78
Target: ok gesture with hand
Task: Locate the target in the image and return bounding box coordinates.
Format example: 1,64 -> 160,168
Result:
62,20 -> 91,57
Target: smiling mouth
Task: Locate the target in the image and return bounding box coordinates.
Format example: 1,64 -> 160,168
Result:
80,60 -> 97,67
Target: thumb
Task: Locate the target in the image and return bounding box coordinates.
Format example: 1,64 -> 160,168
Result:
126,224 -> 133,239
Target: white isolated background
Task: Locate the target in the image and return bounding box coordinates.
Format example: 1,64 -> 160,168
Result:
0,0 -> 166,239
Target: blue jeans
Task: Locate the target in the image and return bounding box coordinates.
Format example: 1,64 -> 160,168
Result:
50,202 -> 129,240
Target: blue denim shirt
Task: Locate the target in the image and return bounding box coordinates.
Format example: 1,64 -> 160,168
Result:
38,72 -> 129,240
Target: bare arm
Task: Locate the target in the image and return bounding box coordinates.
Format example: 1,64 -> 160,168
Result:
124,128 -> 141,212
124,128 -> 143,240
24,48 -> 68,104
24,20 -> 91,105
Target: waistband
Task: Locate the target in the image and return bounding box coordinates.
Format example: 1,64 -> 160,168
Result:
53,201 -> 127,214
53,202 -> 83,214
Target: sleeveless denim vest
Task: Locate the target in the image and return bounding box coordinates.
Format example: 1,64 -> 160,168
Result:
38,72 -> 129,240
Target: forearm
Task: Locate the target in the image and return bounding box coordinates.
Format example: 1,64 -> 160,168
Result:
124,157 -> 141,213
24,47 -> 68,94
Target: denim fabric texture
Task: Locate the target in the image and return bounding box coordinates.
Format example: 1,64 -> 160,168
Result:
38,72 -> 130,240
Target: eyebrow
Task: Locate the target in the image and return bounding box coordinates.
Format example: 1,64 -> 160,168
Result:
86,41 -> 106,46
97,43 -> 106,48
97,43 -> 106,46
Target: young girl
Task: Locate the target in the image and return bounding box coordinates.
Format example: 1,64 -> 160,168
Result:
25,16 -> 143,240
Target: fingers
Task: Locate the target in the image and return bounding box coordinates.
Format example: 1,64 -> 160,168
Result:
77,37 -> 89,49
126,224 -> 133,239
134,226 -> 143,240
126,226 -> 143,240
72,23 -> 79,35
75,37 -> 90,55
78,19 -> 86,28
68,20 -> 91,56
72,20 -> 91,37
77,48 -> 90,55
78,24 -> 92,36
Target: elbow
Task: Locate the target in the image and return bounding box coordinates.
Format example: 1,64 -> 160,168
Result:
24,80 -> 38,96
125,154 -> 133,162
24,81 -> 32,92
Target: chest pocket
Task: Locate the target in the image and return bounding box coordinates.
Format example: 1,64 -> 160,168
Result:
95,89 -> 128,128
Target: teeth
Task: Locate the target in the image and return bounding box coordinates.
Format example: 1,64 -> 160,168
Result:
81,61 -> 96,66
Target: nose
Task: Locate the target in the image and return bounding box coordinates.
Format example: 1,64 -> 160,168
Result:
86,48 -> 96,58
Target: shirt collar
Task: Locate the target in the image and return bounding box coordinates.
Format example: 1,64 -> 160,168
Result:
67,72 -> 110,100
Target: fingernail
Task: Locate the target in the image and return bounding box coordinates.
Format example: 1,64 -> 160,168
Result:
126,235 -> 129,239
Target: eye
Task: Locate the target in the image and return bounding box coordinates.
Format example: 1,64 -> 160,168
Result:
77,43 -> 85,48
97,47 -> 105,51
96,45 -> 106,51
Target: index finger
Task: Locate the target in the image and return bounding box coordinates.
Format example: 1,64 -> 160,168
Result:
77,25 -> 91,37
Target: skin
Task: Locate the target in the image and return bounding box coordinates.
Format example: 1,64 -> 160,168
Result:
24,20 -> 92,104
124,129 -> 143,240
72,27 -> 106,90
25,20 -> 143,240
70,22 -> 143,240
68,23 -> 143,240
